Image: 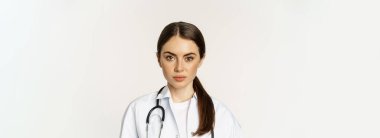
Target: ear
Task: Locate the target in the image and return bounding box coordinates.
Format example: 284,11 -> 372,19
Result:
157,52 -> 162,68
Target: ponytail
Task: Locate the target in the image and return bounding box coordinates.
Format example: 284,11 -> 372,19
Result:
192,76 -> 215,136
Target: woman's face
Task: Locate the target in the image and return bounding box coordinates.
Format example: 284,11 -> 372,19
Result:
158,35 -> 204,89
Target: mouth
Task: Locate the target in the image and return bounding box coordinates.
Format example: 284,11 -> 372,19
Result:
173,76 -> 186,82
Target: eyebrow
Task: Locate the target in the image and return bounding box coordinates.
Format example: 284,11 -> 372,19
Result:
163,51 -> 197,57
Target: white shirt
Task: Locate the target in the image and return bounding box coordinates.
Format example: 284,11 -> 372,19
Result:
170,98 -> 191,138
120,86 -> 243,138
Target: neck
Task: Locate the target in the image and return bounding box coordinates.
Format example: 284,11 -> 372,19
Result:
167,82 -> 194,103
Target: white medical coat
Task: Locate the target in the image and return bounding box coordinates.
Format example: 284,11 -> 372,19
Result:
120,86 -> 243,138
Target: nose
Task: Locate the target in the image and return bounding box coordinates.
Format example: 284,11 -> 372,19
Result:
174,59 -> 184,72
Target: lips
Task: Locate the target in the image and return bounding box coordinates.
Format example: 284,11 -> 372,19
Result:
173,76 -> 186,82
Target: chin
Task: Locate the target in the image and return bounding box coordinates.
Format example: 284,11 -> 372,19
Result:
168,81 -> 190,89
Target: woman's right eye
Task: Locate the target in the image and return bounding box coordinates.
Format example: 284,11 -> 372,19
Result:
165,56 -> 174,61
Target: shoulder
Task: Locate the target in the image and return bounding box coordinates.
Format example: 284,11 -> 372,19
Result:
125,91 -> 158,112
120,91 -> 159,138
128,91 -> 157,106
211,97 -> 234,117
211,97 -> 243,136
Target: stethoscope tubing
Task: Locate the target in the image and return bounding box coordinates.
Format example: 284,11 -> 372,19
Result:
145,86 -> 214,138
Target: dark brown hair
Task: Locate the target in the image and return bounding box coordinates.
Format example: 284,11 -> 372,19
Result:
156,21 -> 215,136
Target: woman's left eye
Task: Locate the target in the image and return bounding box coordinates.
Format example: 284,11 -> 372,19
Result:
185,57 -> 194,62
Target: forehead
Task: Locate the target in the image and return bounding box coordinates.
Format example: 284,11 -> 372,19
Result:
161,36 -> 199,55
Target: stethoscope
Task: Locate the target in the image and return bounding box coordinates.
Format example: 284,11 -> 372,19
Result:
146,86 -> 214,138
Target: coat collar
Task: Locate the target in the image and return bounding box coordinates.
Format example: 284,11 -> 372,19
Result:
156,85 -> 198,100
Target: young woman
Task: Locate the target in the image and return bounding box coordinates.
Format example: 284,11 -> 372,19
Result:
120,22 -> 243,138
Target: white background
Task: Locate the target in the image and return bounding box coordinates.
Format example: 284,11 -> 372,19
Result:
1,0 -> 380,138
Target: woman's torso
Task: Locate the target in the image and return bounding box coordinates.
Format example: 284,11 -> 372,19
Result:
121,86 -> 243,138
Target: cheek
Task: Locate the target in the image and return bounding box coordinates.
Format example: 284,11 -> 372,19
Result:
187,63 -> 200,74
161,62 -> 173,74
